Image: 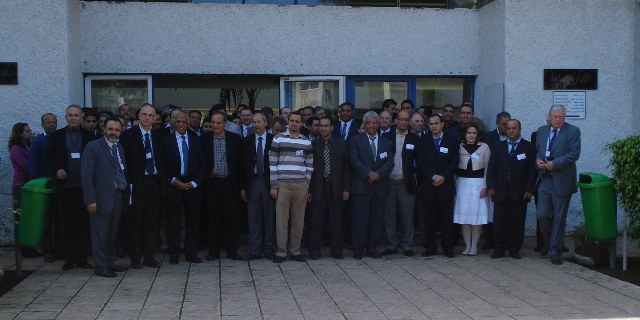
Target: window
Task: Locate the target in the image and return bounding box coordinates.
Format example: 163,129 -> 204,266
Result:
84,75 -> 152,114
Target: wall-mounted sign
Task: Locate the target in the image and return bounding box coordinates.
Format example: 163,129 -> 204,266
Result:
0,62 -> 18,85
544,69 -> 597,90
553,91 -> 586,119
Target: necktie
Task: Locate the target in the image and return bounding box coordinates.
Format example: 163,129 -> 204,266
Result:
435,137 -> 441,148
341,122 -> 347,140
370,136 -> 377,160
144,132 -> 154,174
509,142 -> 518,156
548,129 -> 558,151
507,142 -> 517,184
181,135 -> 189,176
323,140 -> 331,178
111,144 -> 126,191
256,137 -> 264,177
243,127 -> 247,137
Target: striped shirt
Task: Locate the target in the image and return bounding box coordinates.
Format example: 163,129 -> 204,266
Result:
269,131 -> 313,189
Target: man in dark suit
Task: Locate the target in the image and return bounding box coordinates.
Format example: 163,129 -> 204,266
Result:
308,116 -> 351,260
238,106 -> 255,138
46,104 -> 96,271
241,113 -> 275,260
381,110 -> 420,257
482,111 -> 511,250
81,117 -> 129,277
333,102 -> 359,141
119,103 -> 167,269
417,114 -> 459,258
486,119 -> 535,259
163,112 -> 205,264
349,111 -> 394,259
203,110 -> 243,261
535,105 -> 581,265
188,110 -> 204,137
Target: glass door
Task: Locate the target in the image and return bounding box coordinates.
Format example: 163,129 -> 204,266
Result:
84,75 -> 153,113
280,76 -> 345,111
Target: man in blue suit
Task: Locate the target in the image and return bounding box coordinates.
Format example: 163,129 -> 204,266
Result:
486,119 -> 536,259
535,105 -> 581,265
163,112 -> 206,264
349,111 -> 394,259
333,102 -> 359,141
417,114 -> 459,258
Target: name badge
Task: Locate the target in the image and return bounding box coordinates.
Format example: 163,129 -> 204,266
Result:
517,153 -> 526,161
545,150 -> 551,158
379,152 -> 388,159
439,147 -> 448,154
146,152 -> 153,159
71,152 -> 81,159
406,144 -> 414,150
296,150 -> 304,156
470,153 -> 480,160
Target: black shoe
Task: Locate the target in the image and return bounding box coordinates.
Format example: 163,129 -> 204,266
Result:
44,254 -> 55,263
330,253 -> 344,259
290,255 -> 306,262
109,264 -> 128,272
206,253 -> 219,261
563,246 -> 569,252
403,250 -> 414,257
422,250 -> 436,257
94,270 -> 117,278
62,261 -> 75,271
366,251 -> 381,259
443,251 -> 455,258
169,256 -> 179,265
264,252 -> 275,260
309,253 -> 320,260
353,253 -> 363,260
273,256 -> 285,263
381,249 -> 396,256
143,259 -> 161,268
130,259 -> 143,269
76,261 -> 93,269
247,253 -> 263,260
186,256 -> 202,263
227,253 -> 243,261
510,252 -> 522,259
490,252 -> 506,259
551,257 -> 563,265
533,246 -> 541,252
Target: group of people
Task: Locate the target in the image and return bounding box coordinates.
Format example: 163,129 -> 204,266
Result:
7,99 -> 580,277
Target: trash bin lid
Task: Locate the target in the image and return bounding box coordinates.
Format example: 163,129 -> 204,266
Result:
576,172 -> 614,188
21,177 -> 54,193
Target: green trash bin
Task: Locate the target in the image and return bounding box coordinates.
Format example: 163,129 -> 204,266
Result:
576,172 -> 617,241
17,177 -> 54,248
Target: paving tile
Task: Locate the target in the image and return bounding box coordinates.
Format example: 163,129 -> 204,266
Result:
14,311 -> 59,319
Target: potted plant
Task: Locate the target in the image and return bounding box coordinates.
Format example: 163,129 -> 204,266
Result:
605,136 -> 640,246
572,224 -> 611,267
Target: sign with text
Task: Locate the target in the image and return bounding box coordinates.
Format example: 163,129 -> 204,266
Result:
553,91 -> 586,119
0,62 -> 17,85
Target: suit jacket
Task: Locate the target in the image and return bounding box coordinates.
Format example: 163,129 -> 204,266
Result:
310,137 -> 351,200
29,134 -> 52,179
333,119 -> 359,141
299,126 -> 310,138
202,131 -> 242,192
486,138 -> 536,202
241,132 -> 273,191
485,129 -> 503,151
163,131 -> 206,190
119,125 -> 168,195
417,131 -> 459,191
381,130 -> 420,194
535,122 -> 581,196
349,133 -> 394,197
46,126 -> 96,192
81,138 -> 128,216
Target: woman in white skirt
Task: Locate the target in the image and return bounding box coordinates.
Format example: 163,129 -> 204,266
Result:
454,123 -> 491,255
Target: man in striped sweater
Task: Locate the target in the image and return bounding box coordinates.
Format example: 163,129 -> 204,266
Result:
269,111 -> 314,263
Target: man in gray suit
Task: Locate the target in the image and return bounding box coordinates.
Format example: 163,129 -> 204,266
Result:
81,118 -> 129,277
535,104 -> 581,265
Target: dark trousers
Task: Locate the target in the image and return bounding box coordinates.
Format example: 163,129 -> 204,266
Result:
420,184 -> 455,253
59,187 -> 90,263
207,177 -> 239,256
247,178 -> 275,255
166,186 -> 201,258
351,190 -> 384,255
493,200 -> 526,254
126,175 -> 161,261
42,197 -> 62,258
310,180 -> 343,255
90,190 -> 122,271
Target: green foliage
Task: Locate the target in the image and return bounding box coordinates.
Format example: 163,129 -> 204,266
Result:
605,136 -> 640,244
